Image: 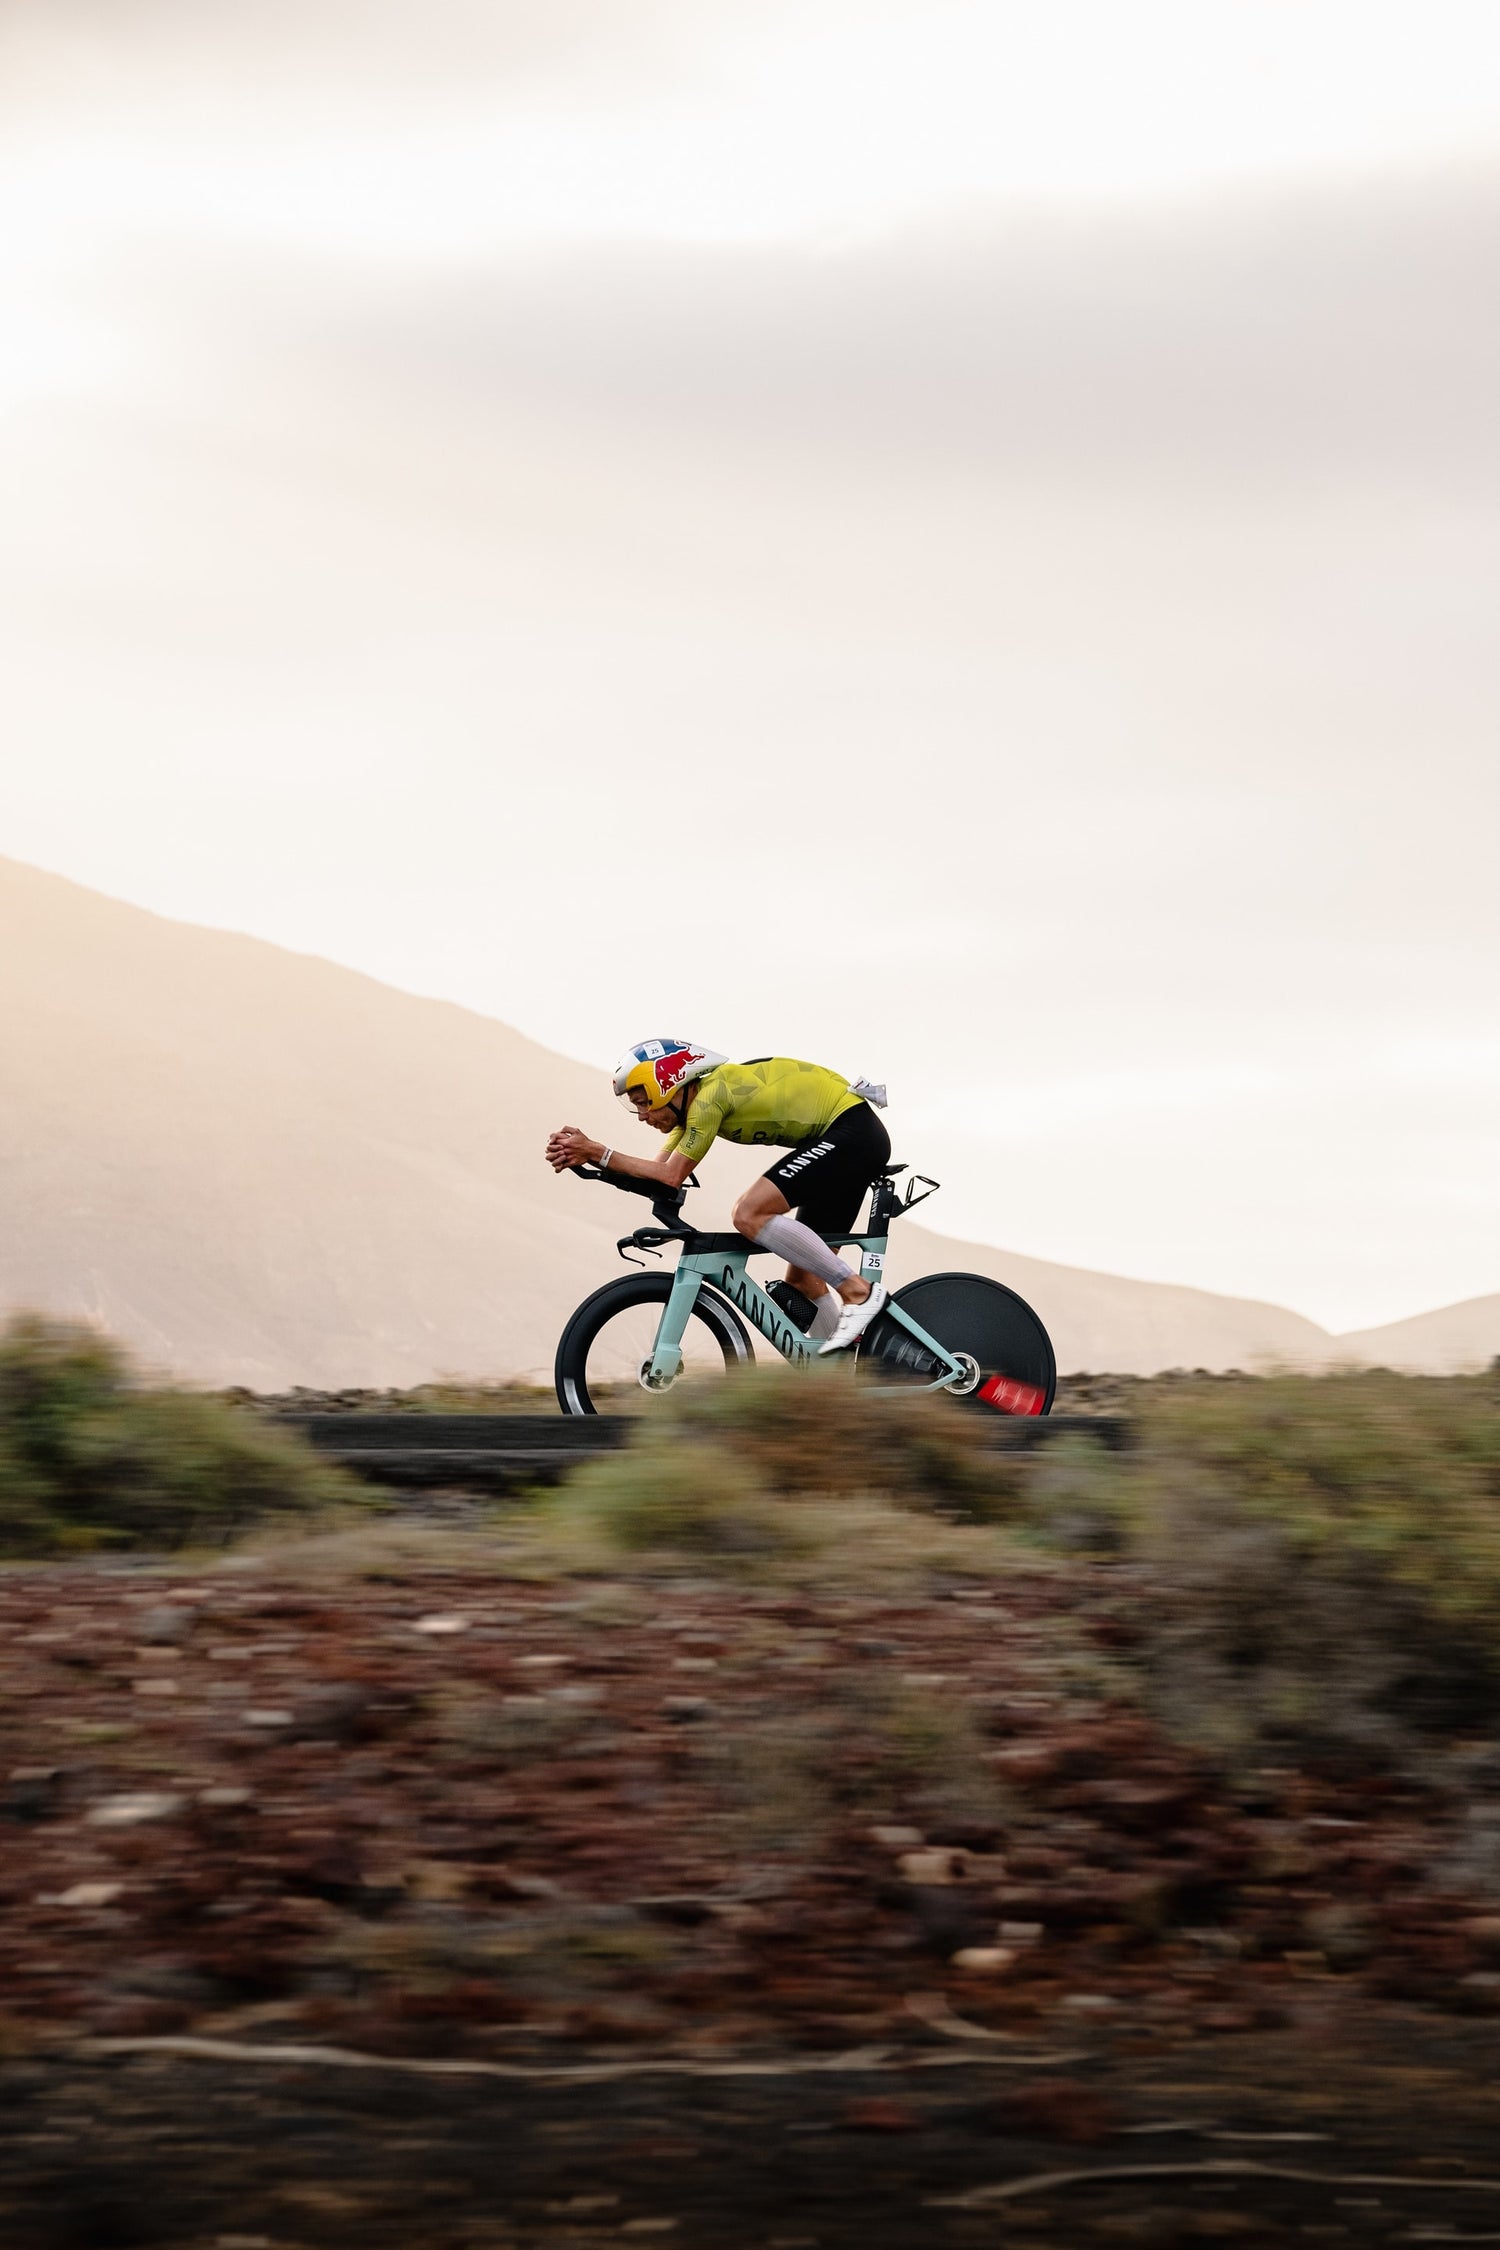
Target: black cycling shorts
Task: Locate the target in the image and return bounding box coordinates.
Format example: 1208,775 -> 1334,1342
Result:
762,1100 -> 892,1238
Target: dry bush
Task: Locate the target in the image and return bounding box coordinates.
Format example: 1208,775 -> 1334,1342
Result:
659,1365 -> 1030,1514
549,1425 -> 816,1566
0,1315 -> 366,1555
318,1901 -> 678,2025
537,1364 -> 1038,1580
1016,1432 -> 1133,1553
1128,1371 -> 1500,1768
710,1670 -> 1005,1850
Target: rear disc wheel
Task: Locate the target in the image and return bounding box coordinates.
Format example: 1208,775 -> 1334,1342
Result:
858,1272 -> 1056,1415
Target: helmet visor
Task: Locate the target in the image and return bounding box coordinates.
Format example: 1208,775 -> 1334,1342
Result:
618,1082 -> 662,1116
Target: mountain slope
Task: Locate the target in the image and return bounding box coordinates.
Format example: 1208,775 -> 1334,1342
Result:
1333,1295 -> 1500,1374
0,855 -> 1460,1384
0,857 -> 626,1386
889,1223 -> 1332,1374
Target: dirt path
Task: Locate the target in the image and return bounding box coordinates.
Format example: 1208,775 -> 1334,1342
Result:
6,2013 -> 1500,2247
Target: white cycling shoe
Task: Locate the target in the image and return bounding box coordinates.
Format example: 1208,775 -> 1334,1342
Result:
817,1281 -> 889,1355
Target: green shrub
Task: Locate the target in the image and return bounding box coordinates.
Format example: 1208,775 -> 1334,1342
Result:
634,1364 -> 1028,1510
540,1364 -> 1035,1571
546,1365 -> 1500,1768
546,1423 -> 814,1565
1126,1372 -> 1500,1766
1137,1370 -> 1500,1619
0,1315 -> 366,1555
1018,1432 -> 1133,1553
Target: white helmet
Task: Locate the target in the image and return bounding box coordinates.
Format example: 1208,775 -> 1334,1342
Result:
611,1038 -> 727,1110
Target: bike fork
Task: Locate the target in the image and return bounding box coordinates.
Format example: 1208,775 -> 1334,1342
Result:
644,1267 -> 704,1388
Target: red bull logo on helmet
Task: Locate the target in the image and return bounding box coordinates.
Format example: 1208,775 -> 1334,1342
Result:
614,1037 -> 727,1104
655,1046 -> 703,1092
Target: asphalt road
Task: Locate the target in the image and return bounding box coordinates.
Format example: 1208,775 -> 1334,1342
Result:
285,1412 -> 1131,1488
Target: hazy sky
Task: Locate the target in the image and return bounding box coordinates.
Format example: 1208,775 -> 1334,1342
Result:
3,0 -> 1498,1331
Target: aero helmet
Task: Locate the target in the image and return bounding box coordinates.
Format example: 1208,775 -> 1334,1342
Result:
612,1038 -> 727,1111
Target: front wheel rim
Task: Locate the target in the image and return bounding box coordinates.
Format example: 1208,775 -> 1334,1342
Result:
556,1277 -> 752,1415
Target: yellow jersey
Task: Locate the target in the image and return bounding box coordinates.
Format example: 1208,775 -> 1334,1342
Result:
660,1059 -> 861,1167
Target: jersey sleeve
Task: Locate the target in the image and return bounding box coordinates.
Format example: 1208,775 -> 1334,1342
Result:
673,1078 -> 732,1165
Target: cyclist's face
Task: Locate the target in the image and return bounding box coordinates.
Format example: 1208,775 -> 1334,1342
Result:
629,1088 -> 678,1134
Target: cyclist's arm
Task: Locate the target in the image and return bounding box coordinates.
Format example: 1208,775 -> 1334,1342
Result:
598,1140 -> 696,1190
544,1128 -> 695,1189
547,1082 -> 725,1189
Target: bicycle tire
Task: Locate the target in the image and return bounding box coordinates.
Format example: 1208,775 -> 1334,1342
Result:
555,1273 -> 754,1417
859,1271 -> 1057,1415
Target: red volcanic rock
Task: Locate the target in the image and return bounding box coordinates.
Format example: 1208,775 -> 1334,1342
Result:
0,1559 -> 1494,2060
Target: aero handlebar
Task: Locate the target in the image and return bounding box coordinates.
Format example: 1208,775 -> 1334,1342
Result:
568,1162 -> 695,1235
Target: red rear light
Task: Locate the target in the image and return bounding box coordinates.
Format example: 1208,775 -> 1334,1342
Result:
976,1374 -> 1046,1416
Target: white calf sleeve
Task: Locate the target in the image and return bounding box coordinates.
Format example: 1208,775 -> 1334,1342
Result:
752,1213 -> 854,1289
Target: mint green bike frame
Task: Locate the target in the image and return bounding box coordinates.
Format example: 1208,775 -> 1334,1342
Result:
640,1225 -> 973,1393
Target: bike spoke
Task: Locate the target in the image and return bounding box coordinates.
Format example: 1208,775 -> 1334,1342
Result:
582,1303 -> 733,1409
557,1276 -> 754,1415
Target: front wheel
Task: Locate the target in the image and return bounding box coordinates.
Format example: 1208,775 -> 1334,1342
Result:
859,1272 -> 1056,1415
555,1273 -> 754,1416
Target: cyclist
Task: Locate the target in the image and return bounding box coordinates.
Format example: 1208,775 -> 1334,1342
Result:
546,1041 -> 890,1352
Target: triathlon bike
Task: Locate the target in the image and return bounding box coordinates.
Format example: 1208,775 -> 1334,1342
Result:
556,1161 -> 1055,1420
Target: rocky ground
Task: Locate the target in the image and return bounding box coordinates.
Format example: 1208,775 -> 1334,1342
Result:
6,1514 -> 1500,2245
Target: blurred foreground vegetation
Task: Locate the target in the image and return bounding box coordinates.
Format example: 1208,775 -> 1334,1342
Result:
545,1367 -> 1030,1555
1128,1367 -> 1500,1767
547,1362 -> 1500,1772
7,1316 -> 1500,1776
0,1315 -> 363,1556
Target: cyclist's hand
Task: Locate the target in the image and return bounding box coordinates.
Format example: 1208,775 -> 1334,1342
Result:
546,1126 -> 595,1172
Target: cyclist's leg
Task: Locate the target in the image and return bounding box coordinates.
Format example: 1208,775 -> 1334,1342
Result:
792,1107 -> 892,1349
732,1173 -> 857,1297
791,1104 -> 890,1271
733,1106 -> 892,1314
